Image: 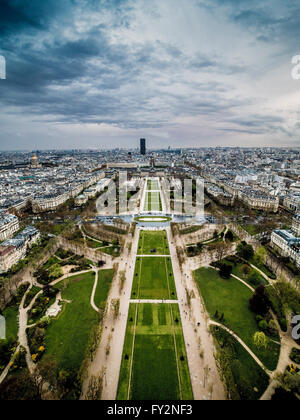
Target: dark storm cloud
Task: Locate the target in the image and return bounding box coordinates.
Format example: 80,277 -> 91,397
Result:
0,0 -> 249,130
0,0 -> 73,37
0,0 -> 299,148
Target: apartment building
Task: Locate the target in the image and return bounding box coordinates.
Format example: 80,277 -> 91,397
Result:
0,213 -> 19,241
0,226 -> 40,273
0,246 -> 18,273
283,194 -> 300,213
240,191 -> 279,213
205,183 -> 234,207
271,214 -> 300,268
32,191 -> 71,213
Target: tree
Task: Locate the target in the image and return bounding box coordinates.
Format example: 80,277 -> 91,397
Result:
253,332 -> 268,350
258,319 -> 268,332
48,264 -> 63,280
214,242 -> 229,261
111,299 -> 120,320
275,371 -> 300,395
39,354 -> 57,387
225,230 -> 234,242
248,272 -> 262,287
219,263 -> 232,279
249,285 -> 271,315
119,271 -> 126,294
112,238 -> 119,247
268,319 -> 278,333
237,243 -> 254,260
187,246 -> 195,256
254,246 -> 267,265
196,242 -> 203,251
241,264 -> 251,277
0,370 -> 41,400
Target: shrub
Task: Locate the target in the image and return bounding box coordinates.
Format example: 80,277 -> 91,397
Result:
253,332 -> 268,350
249,273 -> 262,287
241,264 -> 251,276
256,315 -> 264,323
225,231 -> 234,242
265,286 -> 287,332
290,348 -> 300,364
258,320 -> 268,332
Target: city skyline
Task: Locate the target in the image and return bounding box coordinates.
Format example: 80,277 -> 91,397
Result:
0,147 -> 299,401
1,0 -> 300,150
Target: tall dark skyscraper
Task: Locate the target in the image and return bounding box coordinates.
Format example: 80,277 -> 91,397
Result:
140,138 -> 146,155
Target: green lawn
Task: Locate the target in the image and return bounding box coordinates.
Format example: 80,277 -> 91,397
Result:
1,306 -> 18,343
147,180 -> 159,191
137,230 -> 170,255
194,267 -> 280,371
101,246 -> 121,257
86,237 -> 120,257
211,326 -> 270,400
94,269 -> 114,308
45,272 -> 100,371
42,256 -> 60,270
86,238 -> 103,249
144,192 -> 162,212
117,303 -> 193,400
0,305 -> 19,372
131,257 -> 177,300
241,225 -> 263,236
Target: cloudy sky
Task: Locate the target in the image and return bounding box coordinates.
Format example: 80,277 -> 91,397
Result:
0,0 -> 300,150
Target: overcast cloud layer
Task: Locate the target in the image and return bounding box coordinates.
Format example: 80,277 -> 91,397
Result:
0,0 -> 300,150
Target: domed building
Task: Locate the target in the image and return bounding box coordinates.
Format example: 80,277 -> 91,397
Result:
30,153 -> 41,169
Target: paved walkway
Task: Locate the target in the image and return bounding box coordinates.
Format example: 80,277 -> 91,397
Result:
90,268 -> 100,312
231,274 -> 255,292
137,254 -> 170,258
167,227 -> 226,400
130,299 -> 179,304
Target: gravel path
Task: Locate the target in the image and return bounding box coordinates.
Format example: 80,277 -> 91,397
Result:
167,227 -> 226,400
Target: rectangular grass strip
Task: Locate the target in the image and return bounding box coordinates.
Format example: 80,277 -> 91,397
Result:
117,304 -> 193,401
131,257 -> 177,300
